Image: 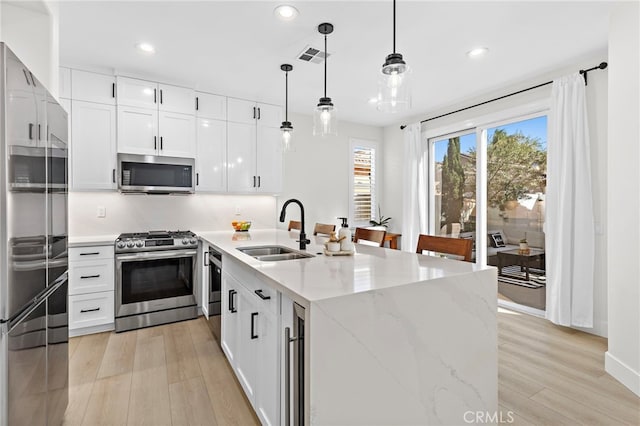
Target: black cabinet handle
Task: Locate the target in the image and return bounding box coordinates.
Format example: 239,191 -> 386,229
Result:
229,289 -> 237,313
79,252 -> 100,256
112,83 -> 115,98
253,107 -> 256,119
254,289 -> 270,300
252,176 -> 256,187
251,312 -> 258,339
160,136 -> 163,150
28,123 -> 34,140
257,176 -> 261,188
196,173 -> 199,186
22,69 -> 31,85
154,136 -> 157,150
80,275 -> 100,279
38,124 -> 41,140
204,251 -> 209,266
112,169 -> 116,183
196,97 -> 199,111
29,72 -> 36,86
257,107 -> 261,120
80,307 -> 100,313
160,89 -> 163,104
154,88 -> 157,103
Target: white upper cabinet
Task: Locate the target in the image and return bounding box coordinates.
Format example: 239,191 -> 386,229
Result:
196,92 -> 226,120
117,105 -> 158,156
256,102 -> 282,129
71,100 -> 117,190
158,83 -> 195,115
256,126 -> 283,193
196,118 -> 227,192
71,70 -> 116,105
116,76 -> 157,109
227,122 -> 257,192
158,111 -> 195,158
59,67 -> 71,99
228,98 -> 256,125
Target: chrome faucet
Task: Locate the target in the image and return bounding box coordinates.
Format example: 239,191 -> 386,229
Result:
279,199 -> 310,250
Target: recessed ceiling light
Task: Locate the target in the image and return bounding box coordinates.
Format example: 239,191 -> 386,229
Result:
274,4 -> 299,21
136,42 -> 156,54
467,47 -> 489,58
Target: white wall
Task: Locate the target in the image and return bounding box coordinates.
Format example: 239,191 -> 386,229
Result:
382,55 -> 609,337
276,112 -> 383,234
605,2 -> 640,397
69,193 -> 277,236
0,1 -> 59,96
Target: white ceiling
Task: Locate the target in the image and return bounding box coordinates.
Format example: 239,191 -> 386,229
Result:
59,1 -> 611,127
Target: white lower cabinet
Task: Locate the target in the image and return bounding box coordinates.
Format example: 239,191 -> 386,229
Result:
69,244 -> 115,336
221,263 -> 280,426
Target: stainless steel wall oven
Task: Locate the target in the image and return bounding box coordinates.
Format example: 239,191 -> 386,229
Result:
115,231 -> 198,332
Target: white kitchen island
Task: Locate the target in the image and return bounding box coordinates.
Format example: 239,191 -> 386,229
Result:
198,229 -> 497,426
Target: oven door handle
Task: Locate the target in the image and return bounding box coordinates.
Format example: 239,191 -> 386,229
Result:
116,250 -> 197,262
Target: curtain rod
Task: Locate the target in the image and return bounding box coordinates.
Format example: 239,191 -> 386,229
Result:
399,61 -> 607,130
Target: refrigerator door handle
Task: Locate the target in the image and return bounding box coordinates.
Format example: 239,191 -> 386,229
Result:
7,271 -> 68,333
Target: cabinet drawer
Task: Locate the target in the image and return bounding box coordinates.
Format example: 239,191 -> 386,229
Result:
69,291 -> 114,330
226,257 -> 278,314
69,245 -> 114,262
69,259 -> 114,295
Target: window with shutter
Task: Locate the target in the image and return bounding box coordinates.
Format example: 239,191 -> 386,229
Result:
349,139 -> 378,226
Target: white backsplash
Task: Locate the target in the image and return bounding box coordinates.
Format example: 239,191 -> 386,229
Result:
69,192 -> 277,236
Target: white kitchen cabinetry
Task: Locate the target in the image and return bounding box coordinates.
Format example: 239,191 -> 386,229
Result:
71,100 -> 117,190
227,98 -> 282,193
196,118 -> 226,192
71,70 -> 116,105
221,260 -> 281,426
68,244 -> 115,336
117,77 -> 195,157
59,67 -> 71,99
196,92 -> 226,120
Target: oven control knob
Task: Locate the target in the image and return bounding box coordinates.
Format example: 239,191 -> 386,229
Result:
126,241 -> 134,248
189,238 -> 196,244
135,240 -> 143,247
116,241 -> 125,249
182,238 -> 188,245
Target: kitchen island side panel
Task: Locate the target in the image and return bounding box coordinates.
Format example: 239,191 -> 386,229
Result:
308,268 -> 497,425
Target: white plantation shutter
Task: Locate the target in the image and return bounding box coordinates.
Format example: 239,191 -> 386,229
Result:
350,140 -> 378,225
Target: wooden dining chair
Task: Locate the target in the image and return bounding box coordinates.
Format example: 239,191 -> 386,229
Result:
415,234 -> 473,262
353,227 -> 386,247
288,220 -> 301,231
313,223 -> 336,236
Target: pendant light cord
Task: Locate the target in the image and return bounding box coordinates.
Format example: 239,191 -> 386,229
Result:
324,33 -> 328,98
285,71 -> 289,121
393,0 -> 396,54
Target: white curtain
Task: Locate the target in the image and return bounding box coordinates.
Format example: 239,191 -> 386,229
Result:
546,73 -> 595,327
401,123 -> 428,252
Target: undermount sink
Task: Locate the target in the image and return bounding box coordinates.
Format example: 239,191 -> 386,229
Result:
237,245 -> 314,261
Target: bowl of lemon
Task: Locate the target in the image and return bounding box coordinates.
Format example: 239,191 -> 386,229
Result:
232,220 -> 251,232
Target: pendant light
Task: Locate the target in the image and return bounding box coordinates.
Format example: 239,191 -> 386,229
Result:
377,0 -> 411,112
313,22 -> 337,136
280,64 -> 294,151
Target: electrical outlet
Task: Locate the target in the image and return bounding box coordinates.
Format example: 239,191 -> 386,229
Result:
97,206 -> 106,218
235,206 -> 241,216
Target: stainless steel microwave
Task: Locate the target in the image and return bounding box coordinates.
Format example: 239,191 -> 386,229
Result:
118,154 -> 195,194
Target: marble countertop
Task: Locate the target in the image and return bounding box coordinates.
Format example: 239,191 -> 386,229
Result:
197,229 -> 492,303
68,234 -> 118,248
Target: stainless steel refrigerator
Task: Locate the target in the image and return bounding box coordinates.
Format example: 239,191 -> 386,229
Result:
0,43 -> 69,426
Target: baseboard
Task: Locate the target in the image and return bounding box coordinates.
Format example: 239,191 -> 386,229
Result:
605,351 -> 640,397
69,322 -> 115,337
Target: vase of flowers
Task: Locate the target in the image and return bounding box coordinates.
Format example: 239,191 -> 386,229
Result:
369,206 -> 391,230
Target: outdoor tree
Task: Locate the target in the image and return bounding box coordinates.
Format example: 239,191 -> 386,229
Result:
441,137 -> 466,233
466,129 -> 546,209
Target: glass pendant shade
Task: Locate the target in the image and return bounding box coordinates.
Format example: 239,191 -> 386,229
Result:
281,121 -> 293,151
313,98 -> 337,136
377,53 -> 411,112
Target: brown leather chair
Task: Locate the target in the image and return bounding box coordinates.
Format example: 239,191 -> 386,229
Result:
288,220 -> 301,231
415,234 -> 473,262
313,223 -> 335,236
353,227 -> 386,247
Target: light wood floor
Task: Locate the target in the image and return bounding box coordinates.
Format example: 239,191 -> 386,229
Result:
64,312 -> 639,426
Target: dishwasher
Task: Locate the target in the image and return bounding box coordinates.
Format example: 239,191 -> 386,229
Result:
206,247 -> 222,344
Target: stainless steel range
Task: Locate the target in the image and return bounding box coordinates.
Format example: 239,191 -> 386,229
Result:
115,230 -> 198,332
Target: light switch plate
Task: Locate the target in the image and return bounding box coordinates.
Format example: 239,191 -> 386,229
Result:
97,206 -> 106,218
